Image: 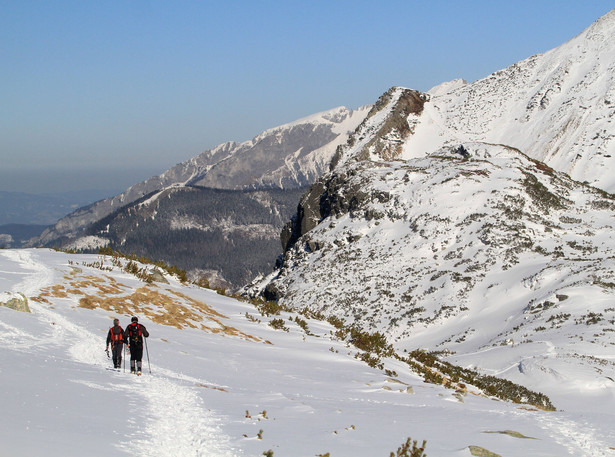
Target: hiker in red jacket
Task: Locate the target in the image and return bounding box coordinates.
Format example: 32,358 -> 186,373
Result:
106,318 -> 124,369
124,316 -> 150,374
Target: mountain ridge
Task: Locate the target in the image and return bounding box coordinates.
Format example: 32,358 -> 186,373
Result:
34,105 -> 370,246
248,9 -> 615,410
398,8 -> 615,191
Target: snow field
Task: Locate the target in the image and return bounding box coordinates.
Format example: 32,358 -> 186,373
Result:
2,249 -> 615,456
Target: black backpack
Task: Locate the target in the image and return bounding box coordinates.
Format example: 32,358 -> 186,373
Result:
127,323 -> 142,344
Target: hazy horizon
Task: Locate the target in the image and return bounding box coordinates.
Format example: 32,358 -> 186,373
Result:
0,166 -> 163,195
3,2 -> 614,195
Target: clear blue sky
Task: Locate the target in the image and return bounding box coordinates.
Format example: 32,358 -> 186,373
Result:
1,1 -> 613,193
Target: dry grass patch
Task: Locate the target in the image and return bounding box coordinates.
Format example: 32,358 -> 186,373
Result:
33,271 -> 263,342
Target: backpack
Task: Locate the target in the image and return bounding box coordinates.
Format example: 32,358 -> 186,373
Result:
109,326 -> 124,343
127,322 -> 142,344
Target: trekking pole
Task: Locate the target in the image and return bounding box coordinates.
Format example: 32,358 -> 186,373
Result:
123,345 -> 126,373
144,337 -> 151,374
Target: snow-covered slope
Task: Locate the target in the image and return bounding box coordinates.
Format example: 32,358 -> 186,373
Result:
255,141 -> 615,409
404,8 -> 615,192
2,248 -> 615,457
248,10 -> 615,438
35,106 -> 370,245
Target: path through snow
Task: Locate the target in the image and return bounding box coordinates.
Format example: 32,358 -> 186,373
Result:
535,411 -> 613,457
1,250 -> 239,457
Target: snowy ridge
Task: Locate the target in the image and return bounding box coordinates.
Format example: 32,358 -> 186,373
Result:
253,139 -> 615,431
255,106 -> 369,140
2,248 -> 615,456
34,106 -> 370,246
404,8 -> 615,192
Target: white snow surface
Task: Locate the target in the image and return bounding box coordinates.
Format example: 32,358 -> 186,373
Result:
63,235 -> 110,251
2,249 -> 615,456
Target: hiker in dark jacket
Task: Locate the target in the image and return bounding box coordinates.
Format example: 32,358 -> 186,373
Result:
124,316 -> 150,374
106,318 -> 124,369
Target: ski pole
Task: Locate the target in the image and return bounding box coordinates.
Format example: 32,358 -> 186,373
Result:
123,344 -> 126,373
144,336 -> 151,374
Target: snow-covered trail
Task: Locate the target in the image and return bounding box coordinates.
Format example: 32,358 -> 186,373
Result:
0,249 -> 239,457
451,340 -> 615,456
535,411 -> 614,457
117,375 -> 237,457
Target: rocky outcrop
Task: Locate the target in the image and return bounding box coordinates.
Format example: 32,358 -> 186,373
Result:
1,292 -> 30,313
148,268 -> 169,284
331,87 -> 427,169
280,165 -> 372,252
355,87 -> 426,161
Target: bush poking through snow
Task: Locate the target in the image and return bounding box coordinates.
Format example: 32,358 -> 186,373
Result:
94,247 -> 189,283
250,297 -> 290,317
390,437 -> 427,457
269,318 -> 289,332
404,350 -> 555,410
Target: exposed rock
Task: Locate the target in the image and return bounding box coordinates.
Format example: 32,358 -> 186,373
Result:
280,167 -> 372,251
468,446 -> 501,457
263,282 -> 284,302
148,268 -> 169,284
1,292 -> 31,313
330,87 -> 427,169
483,430 -> 536,440
356,87 -> 426,161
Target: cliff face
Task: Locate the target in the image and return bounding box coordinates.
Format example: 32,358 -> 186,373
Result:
282,87 -> 427,255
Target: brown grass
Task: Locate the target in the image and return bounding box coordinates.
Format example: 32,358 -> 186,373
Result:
32,270 -> 263,342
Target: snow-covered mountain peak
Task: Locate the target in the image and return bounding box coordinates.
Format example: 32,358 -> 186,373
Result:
35,104 -> 370,247
331,87 -> 428,169
255,138 -> 615,413
578,7 -> 615,44
427,78 -> 468,96
392,8 -> 615,192
251,14 -> 615,420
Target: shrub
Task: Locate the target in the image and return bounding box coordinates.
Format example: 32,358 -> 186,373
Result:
349,328 -> 394,357
403,350 -> 555,410
390,437 -> 427,457
97,247 -> 189,283
269,318 -> 289,332
250,297 -> 289,316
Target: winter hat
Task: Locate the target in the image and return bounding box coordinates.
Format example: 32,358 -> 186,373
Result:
131,316 -> 138,322
113,318 -> 120,325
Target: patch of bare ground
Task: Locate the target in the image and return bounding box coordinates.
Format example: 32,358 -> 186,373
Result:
31,272 -> 263,342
